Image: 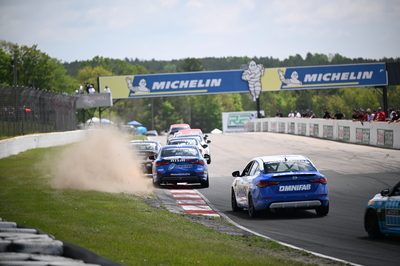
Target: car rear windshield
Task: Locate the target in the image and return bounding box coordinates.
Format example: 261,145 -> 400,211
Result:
128,143 -> 157,151
162,147 -> 198,157
169,139 -> 197,145
263,160 -> 317,173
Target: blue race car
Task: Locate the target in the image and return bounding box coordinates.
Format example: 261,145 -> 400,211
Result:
231,155 -> 329,218
364,181 -> 400,238
150,145 -> 210,188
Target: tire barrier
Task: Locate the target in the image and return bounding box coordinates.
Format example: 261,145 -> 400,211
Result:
0,218 -> 125,266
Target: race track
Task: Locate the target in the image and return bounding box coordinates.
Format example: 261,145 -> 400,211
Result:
152,132 -> 400,266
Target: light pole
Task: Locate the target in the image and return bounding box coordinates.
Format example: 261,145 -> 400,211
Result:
150,98 -> 154,130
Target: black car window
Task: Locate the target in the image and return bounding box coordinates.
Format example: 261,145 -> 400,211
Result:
249,161 -> 260,176
241,161 -> 254,177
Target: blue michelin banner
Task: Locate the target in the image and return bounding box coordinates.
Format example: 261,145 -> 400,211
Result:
126,70 -> 248,98
269,63 -> 388,90
99,62 -> 388,99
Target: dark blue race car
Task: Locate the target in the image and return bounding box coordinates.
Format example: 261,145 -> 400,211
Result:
150,145 -> 210,188
231,155 -> 329,218
364,181 -> 400,238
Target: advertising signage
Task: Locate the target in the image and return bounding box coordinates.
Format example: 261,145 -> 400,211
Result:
99,63 -> 387,100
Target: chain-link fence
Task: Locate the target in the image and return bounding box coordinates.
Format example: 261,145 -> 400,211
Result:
0,85 -> 78,137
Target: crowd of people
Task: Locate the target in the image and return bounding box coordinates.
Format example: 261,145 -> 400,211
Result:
350,107 -> 400,124
275,107 -> 400,123
74,83 -> 111,94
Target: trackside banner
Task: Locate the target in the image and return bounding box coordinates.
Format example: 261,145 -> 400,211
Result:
99,63 -> 387,100
222,111 -> 264,133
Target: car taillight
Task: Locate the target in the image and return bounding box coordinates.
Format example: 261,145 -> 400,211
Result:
309,177 -> 327,184
155,161 -> 169,166
257,181 -> 280,188
192,160 -> 205,165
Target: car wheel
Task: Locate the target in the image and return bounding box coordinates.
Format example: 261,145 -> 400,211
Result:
201,176 -> 209,188
231,188 -> 242,212
365,209 -> 383,238
315,202 -> 329,216
153,179 -> 161,188
248,193 -> 259,218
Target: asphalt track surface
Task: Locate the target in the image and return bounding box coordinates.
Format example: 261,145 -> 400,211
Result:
152,132 -> 400,266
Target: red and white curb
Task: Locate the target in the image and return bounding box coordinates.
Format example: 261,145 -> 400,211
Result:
169,189 -> 219,217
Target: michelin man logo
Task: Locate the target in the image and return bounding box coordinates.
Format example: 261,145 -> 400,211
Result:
126,77 -> 150,94
278,69 -> 302,86
241,60 -> 264,102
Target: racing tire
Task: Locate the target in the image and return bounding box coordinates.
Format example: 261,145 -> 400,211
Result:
231,188 -> 243,212
315,203 -> 329,216
152,179 -> 161,188
365,209 -> 383,238
201,176 -> 209,188
247,193 -> 259,218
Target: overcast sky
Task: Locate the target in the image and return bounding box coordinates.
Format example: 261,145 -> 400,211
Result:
1,0 -> 399,63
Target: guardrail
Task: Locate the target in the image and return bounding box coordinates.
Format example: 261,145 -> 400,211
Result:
244,118 -> 400,149
0,130 -> 87,159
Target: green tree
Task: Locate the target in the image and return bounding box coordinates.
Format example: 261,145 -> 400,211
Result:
0,47 -> 12,86
181,58 -> 204,72
0,40 -> 76,93
77,66 -> 113,91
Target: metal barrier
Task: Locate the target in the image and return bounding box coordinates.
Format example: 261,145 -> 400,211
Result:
0,85 -> 78,137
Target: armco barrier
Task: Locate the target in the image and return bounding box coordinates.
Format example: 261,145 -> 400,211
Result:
244,118 -> 400,149
0,130 -> 87,159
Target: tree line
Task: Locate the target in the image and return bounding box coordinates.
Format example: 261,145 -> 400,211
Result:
1,40 -> 399,133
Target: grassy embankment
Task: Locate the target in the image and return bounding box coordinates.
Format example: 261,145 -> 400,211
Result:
0,141 -> 338,266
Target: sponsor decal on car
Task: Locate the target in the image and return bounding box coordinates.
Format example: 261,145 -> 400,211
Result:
170,159 -> 190,162
279,184 -> 311,192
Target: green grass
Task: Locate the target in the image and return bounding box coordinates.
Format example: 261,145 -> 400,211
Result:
0,145 -> 335,266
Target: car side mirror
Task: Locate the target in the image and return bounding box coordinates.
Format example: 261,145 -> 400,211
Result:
202,144 -> 208,148
207,140 -> 211,144
381,188 -> 389,196
232,171 -> 240,177
149,155 -> 156,160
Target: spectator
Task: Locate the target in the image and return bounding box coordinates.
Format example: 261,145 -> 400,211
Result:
288,110 -> 295,118
374,107 -> 386,122
79,84 -> 84,94
104,86 -> 111,93
308,110 -> 316,118
365,108 -> 374,122
388,110 -> 400,123
88,85 -> 95,94
295,111 -> 301,118
85,82 -> 90,94
275,110 -> 283,117
352,109 -> 362,122
388,108 -> 396,120
74,88 -> 79,95
250,114 -> 255,119
322,108 -> 331,119
301,110 -> 309,118
333,109 -> 345,120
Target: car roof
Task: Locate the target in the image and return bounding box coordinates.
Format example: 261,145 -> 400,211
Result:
258,155 -> 309,162
169,124 -> 190,128
178,129 -> 202,134
128,140 -> 161,144
176,134 -> 203,139
169,137 -> 199,142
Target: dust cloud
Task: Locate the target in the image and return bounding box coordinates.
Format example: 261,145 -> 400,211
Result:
50,127 -> 153,194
